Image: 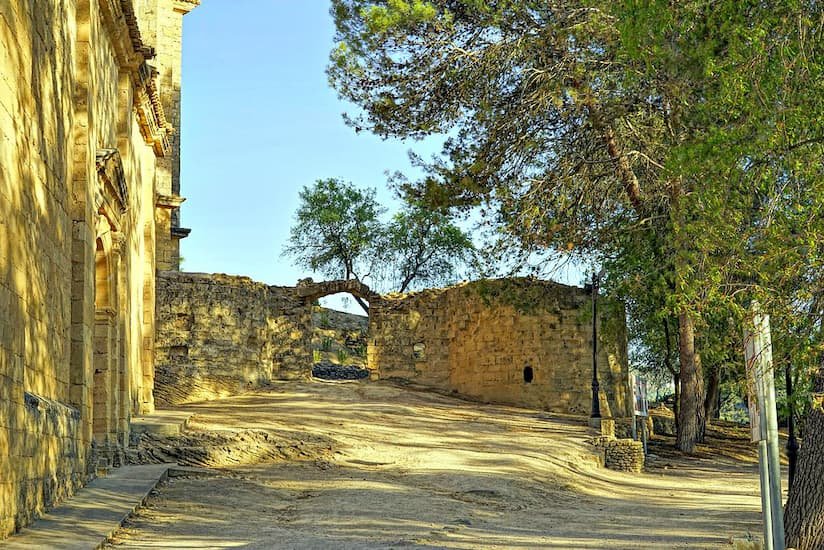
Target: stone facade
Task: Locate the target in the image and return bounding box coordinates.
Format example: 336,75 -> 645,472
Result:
0,0 -> 196,538
369,278 -> 631,417
154,272 -> 312,406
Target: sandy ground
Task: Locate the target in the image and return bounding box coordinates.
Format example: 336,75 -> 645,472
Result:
107,381 -> 764,549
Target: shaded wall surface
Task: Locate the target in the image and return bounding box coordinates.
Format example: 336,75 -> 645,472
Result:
154,272 -> 311,406
369,279 -> 630,417
0,0 -> 196,538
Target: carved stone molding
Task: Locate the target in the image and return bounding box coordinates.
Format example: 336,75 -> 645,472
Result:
173,0 -> 201,14
155,193 -> 186,210
98,0 -> 155,69
95,148 -> 128,232
110,232 -> 127,256
134,62 -> 173,157
95,307 -> 118,321
96,148 -> 128,210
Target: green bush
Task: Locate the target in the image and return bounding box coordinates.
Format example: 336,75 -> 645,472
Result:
318,310 -> 331,328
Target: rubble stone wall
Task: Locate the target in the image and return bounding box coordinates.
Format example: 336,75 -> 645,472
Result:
154,275 -> 630,419
603,439 -> 645,472
154,272 -> 311,405
369,279 -> 631,417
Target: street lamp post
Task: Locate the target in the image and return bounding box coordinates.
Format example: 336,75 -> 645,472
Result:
591,270 -> 603,419
785,363 -> 799,489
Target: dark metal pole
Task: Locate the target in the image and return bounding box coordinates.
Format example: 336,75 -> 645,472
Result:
785,362 -> 798,489
591,272 -> 601,419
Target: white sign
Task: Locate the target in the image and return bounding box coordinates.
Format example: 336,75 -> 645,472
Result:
744,309 -> 772,443
630,374 -> 649,417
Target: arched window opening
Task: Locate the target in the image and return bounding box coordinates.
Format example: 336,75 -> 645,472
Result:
523,365 -> 534,383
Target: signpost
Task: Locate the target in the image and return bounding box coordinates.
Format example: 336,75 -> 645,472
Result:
743,302 -> 785,550
629,374 -> 649,454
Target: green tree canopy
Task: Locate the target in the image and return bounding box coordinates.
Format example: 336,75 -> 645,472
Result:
284,178 -> 385,282
382,203 -> 475,292
329,0 -> 823,453
284,178 -> 475,312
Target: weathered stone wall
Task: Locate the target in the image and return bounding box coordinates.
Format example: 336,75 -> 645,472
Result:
0,0 -> 196,538
154,272 -> 312,406
153,276 -> 630,417
369,279 -> 631,417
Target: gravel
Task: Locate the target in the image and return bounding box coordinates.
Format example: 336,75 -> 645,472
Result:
312,361 -> 369,380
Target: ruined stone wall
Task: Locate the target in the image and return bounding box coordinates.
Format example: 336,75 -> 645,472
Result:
369,279 -> 631,417
0,0 -> 196,538
154,272 -> 312,406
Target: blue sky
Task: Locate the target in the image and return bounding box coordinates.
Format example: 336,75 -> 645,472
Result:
179,2 -> 440,307
179,2 -> 583,312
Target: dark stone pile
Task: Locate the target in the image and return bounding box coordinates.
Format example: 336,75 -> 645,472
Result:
312,361 -> 369,380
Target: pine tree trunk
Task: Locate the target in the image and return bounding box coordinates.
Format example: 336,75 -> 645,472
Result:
784,357 -> 824,550
676,312 -> 706,453
704,365 -> 721,423
663,317 -> 680,433
673,372 -> 680,434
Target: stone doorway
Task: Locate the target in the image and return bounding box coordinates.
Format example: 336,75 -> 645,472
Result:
92,232 -> 124,468
296,279 -> 379,381
311,293 -> 370,380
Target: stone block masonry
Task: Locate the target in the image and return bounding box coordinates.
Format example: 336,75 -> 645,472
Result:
154,275 -> 631,419
154,272 -> 312,406
1,0 -> 198,538
370,278 -> 631,417
603,439 -> 645,472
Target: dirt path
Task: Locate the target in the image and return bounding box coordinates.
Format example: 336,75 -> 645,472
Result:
108,381 -> 763,549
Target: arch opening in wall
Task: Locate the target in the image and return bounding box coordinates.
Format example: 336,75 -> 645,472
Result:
308,291 -> 370,382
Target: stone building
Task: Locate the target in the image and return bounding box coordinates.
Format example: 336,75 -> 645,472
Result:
0,0 -> 197,537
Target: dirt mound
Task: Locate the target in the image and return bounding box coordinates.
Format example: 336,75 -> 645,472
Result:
111,381 -> 763,549
127,425 -> 333,468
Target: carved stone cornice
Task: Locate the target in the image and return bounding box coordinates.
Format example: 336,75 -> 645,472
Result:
155,193 -> 186,209
96,1 -> 179,157
173,0 -> 201,14
171,227 -> 192,239
134,62 -> 173,156
98,0 -> 155,70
